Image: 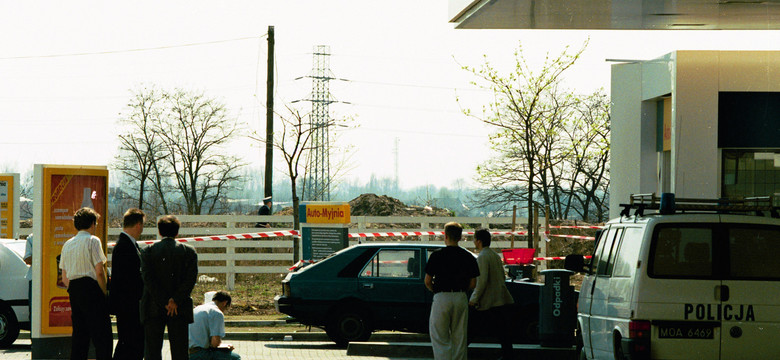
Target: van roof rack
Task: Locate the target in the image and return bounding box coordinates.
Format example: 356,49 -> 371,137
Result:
619,193 -> 779,218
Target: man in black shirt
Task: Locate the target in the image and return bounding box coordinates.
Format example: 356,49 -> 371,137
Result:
424,222 -> 479,360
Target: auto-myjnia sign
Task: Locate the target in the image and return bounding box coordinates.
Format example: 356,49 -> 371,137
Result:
299,202 -> 350,261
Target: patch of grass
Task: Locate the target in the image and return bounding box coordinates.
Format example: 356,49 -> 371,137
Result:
193,273 -> 287,317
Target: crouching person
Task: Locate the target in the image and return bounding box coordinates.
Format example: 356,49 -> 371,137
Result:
188,291 -> 240,360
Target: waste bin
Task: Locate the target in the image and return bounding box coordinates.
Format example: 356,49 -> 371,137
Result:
506,264 -> 536,280
538,269 -> 576,347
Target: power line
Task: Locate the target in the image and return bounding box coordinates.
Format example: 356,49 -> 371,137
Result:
0,35 -> 267,60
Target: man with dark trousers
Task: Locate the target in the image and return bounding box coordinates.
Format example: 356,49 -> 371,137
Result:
424,222 -> 479,360
141,215 -> 198,360
109,208 -> 146,360
468,229 -> 515,360
59,207 -> 112,360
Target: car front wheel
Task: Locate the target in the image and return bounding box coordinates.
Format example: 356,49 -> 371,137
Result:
325,308 -> 372,347
0,302 -> 20,348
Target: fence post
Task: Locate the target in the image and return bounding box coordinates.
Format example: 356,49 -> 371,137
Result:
226,241 -> 236,291
421,221 -> 429,241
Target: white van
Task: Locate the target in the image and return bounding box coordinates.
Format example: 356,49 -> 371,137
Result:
565,194 -> 780,360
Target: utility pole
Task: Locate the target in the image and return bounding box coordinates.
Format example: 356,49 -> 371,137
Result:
264,26 -> 275,201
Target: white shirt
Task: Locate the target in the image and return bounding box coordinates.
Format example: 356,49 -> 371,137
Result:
59,230 -> 106,281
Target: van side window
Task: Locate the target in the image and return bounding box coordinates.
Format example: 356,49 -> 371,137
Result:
604,228 -> 624,275
729,225 -> 780,280
613,227 -> 643,278
649,226 -> 713,278
596,228 -> 620,276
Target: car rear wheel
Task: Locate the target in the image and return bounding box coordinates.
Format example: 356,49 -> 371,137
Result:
0,302 -> 20,348
325,308 -> 372,347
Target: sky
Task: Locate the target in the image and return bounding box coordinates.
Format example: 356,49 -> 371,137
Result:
2,1 -> 780,190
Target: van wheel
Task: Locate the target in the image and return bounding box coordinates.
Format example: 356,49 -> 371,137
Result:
613,333 -> 625,360
0,303 -> 20,348
325,308 -> 372,347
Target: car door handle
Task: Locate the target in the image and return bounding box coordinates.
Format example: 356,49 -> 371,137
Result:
362,283 -> 374,289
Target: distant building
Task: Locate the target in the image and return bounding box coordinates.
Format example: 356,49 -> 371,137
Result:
610,51 -> 780,218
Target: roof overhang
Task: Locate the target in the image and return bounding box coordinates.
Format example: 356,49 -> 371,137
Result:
449,0 -> 780,30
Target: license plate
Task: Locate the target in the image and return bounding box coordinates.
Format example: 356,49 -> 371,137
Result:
658,323 -> 715,339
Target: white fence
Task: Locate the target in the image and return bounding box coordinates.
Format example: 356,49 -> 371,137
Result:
22,215 -> 543,290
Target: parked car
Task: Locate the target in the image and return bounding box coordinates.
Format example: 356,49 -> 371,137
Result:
0,239 -> 30,348
565,194 -> 780,360
275,243 -> 543,346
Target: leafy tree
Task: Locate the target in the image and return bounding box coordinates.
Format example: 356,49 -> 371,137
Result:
461,41 -> 610,224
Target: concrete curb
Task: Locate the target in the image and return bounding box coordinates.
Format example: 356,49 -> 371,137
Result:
347,342 -> 577,360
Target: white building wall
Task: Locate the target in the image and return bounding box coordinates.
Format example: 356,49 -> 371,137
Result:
672,51 -> 720,199
609,50 -> 780,219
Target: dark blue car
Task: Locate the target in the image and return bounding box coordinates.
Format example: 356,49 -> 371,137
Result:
274,243 -> 542,346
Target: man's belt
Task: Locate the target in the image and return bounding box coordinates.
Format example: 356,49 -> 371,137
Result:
188,347 -> 205,355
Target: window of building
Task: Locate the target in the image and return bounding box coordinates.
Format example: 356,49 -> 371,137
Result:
722,150 -> 780,199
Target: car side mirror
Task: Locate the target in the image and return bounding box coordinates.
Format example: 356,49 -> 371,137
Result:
564,254 -> 587,273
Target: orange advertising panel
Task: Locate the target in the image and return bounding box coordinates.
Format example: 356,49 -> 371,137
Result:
303,204 -> 351,224
40,166 -> 108,335
0,175 -> 15,238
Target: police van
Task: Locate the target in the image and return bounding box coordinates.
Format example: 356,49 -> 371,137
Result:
565,193 -> 780,360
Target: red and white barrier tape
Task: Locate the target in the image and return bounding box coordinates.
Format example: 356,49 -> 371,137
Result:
532,255 -> 592,261
109,230 -> 300,247
546,225 -> 603,229
347,230 -> 528,238
545,234 -> 596,240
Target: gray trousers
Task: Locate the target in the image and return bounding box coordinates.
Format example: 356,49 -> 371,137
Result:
429,292 -> 468,360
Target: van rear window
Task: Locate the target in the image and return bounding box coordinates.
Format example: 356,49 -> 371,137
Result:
729,226 -> 780,280
649,226 -> 713,278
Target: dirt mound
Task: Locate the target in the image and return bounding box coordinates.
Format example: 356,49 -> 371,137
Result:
277,194 -> 452,217
349,194 -> 450,217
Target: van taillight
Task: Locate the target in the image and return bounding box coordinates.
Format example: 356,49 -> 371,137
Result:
629,320 -> 651,338
627,320 -> 651,357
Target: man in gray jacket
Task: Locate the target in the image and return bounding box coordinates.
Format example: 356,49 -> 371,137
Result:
469,229 -> 515,360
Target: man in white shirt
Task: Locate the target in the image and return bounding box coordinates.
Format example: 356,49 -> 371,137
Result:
188,291 -> 240,360
59,207 -> 112,360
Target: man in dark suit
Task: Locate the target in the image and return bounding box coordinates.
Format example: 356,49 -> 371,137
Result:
140,215 -> 198,360
109,208 -> 146,360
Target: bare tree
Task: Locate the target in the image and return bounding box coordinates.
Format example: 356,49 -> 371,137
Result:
155,89 -> 245,214
114,87 -> 246,215
113,86 -> 170,212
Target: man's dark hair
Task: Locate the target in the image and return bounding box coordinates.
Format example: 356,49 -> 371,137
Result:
444,222 -> 463,242
213,290 -> 232,306
122,208 -> 146,228
157,215 -> 181,238
475,228 -> 491,247
73,207 -> 99,231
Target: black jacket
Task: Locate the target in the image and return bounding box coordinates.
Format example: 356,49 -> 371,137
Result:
109,232 -> 143,315
140,237 -> 198,323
